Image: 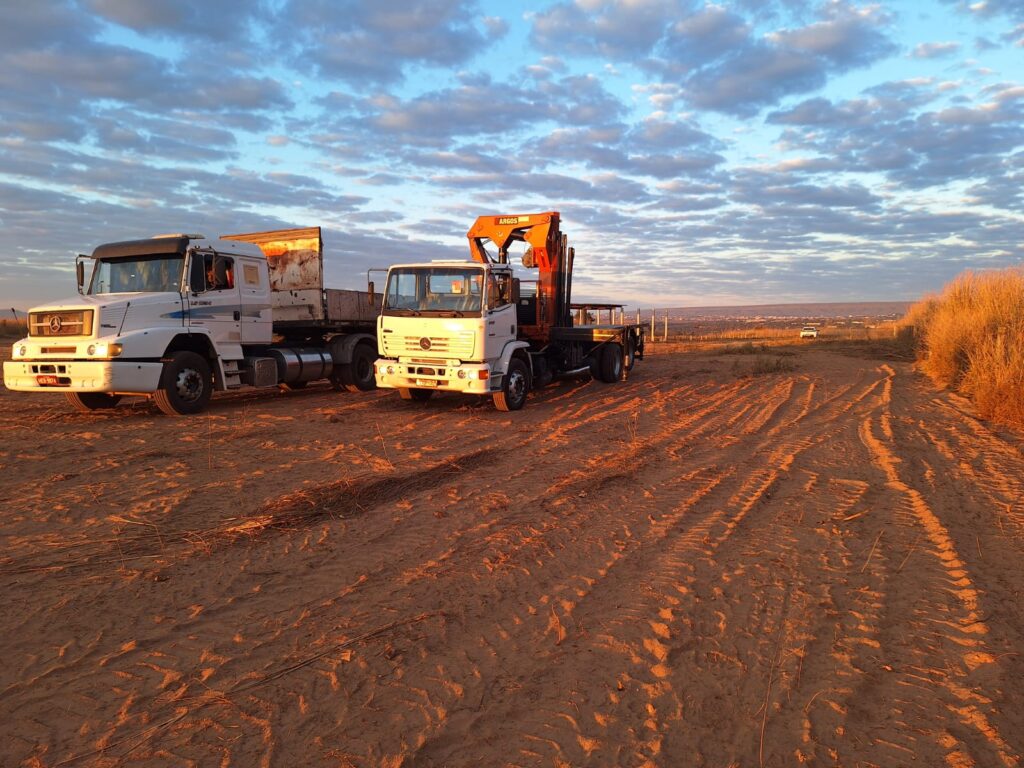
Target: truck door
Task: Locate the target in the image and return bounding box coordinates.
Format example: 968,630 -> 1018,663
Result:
237,257 -> 272,343
484,271 -> 516,361
186,251 -> 242,345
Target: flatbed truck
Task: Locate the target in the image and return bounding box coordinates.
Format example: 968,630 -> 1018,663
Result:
373,212 -> 644,410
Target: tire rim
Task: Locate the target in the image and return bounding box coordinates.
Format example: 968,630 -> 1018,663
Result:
175,368 -> 203,402
508,369 -> 526,403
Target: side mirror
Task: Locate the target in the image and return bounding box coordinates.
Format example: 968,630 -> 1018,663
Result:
368,281 -> 375,307
189,256 -> 206,293
76,257 -> 86,294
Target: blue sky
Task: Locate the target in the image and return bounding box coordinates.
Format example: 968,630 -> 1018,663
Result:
1,0 -> 1022,310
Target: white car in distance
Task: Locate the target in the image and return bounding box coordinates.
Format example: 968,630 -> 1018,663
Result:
800,326 -> 818,339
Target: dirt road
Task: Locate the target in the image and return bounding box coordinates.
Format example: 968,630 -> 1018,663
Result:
1,345 -> 1022,767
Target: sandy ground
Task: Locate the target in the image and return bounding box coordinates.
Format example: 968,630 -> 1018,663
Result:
1,342 -> 1023,768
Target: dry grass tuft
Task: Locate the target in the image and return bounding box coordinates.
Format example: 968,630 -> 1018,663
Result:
904,267 -> 1024,428
0,318 -> 27,337
746,355 -> 797,376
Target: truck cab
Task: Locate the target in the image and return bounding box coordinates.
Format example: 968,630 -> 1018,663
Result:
4,236 -> 270,410
374,260 -> 531,410
5,228 -> 380,416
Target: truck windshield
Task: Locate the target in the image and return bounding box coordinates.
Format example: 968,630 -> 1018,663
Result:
89,255 -> 184,294
384,267 -> 484,316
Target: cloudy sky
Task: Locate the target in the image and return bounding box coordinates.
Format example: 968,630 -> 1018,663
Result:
1,0 -> 1022,309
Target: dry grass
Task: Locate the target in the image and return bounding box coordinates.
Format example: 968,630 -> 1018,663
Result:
667,324 -> 899,343
749,355 -> 797,376
904,267 -> 1024,428
0,319 -> 27,338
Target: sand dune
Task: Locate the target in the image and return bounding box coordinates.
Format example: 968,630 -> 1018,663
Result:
1,344 -> 1022,767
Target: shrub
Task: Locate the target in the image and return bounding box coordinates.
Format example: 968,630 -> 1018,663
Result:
904,267 -> 1024,427
749,355 -> 796,376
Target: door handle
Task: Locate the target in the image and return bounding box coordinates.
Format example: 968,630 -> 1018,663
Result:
233,310 -> 240,321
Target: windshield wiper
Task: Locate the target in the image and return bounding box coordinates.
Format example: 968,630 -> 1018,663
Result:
387,308 -> 421,316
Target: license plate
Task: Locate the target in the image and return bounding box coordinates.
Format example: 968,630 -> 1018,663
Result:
416,379 -> 438,387
36,375 -> 61,386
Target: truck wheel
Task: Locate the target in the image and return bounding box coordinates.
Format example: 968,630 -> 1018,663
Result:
65,392 -> 122,412
493,358 -> 529,411
399,387 -> 434,402
154,351 -> 212,416
599,342 -> 624,383
342,343 -> 377,393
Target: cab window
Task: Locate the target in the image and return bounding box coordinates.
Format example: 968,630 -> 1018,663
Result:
203,255 -> 235,292
487,273 -> 512,310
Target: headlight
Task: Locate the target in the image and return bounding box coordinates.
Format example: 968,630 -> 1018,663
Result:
457,369 -> 466,379
90,342 -> 123,358
16,345 -> 27,357
386,365 -> 395,374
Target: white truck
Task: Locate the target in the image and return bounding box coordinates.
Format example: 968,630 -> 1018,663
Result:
374,212 -> 644,411
3,227 -> 380,415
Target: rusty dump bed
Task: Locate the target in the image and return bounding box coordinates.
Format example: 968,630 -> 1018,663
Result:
222,227 -> 379,326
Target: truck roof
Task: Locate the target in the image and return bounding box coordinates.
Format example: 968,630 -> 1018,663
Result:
91,236 -> 264,260
389,260 -> 504,269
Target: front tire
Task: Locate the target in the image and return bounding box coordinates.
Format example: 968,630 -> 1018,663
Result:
399,387 -> 434,402
65,392 -> 122,412
154,351 -> 212,416
493,358 -> 530,411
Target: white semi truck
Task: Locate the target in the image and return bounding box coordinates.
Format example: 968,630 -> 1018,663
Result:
374,212 -> 644,411
3,227 -> 380,415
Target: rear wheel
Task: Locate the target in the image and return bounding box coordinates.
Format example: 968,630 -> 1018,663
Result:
154,351 -> 212,415
493,358 -> 530,412
599,342 -> 624,383
65,392 -> 122,412
399,387 -> 434,402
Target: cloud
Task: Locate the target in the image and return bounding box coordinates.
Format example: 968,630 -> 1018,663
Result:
767,81 -> 1024,190
942,0 -> 1024,22
530,0 -> 682,59
529,1 -> 897,116
282,0 -> 505,86
911,41 -> 962,59
913,41 -> 958,59
680,3 -> 896,115
524,118 -> 725,179
310,72 -> 627,154
84,0 -> 267,41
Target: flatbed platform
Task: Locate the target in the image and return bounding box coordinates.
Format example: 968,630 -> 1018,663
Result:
550,323 -> 645,343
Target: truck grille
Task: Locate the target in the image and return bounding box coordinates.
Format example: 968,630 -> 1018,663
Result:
384,332 -> 475,359
29,310 -> 94,337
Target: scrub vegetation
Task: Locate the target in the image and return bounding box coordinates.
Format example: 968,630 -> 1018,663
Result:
904,267 -> 1024,428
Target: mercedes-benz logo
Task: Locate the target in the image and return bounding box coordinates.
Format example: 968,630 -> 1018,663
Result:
48,316 -> 63,333
419,337 -> 432,350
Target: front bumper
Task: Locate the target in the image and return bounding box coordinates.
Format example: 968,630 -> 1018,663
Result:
3,359 -> 164,394
374,359 -> 497,394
